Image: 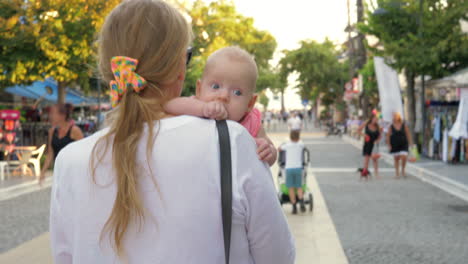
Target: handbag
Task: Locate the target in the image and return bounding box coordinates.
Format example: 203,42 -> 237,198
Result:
409,145 -> 419,163
216,120 -> 232,264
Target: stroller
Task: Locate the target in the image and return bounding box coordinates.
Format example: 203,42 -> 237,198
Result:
277,147 -> 314,212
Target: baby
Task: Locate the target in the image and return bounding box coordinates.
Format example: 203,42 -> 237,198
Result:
164,46 -> 277,165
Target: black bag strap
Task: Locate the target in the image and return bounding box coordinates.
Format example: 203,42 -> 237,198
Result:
216,120 -> 232,264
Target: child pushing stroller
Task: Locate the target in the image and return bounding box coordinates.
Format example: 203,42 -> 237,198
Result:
278,130 -> 312,214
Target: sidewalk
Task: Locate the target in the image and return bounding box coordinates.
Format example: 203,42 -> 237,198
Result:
0,171 -> 52,202
343,135 -> 468,202
270,133 -> 348,264
0,234 -> 52,263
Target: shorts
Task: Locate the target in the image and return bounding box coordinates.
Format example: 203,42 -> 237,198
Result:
391,151 -> 408,156
286,168 -> 303,188
363,143 -> 375,156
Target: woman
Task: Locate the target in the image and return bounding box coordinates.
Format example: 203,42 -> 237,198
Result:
358,114 -> 382,178
386,112 -> 413,178
39,103 -> 83,184
49,1 -> 294,263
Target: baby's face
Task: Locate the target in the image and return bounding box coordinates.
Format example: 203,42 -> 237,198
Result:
196,58 -> 257,122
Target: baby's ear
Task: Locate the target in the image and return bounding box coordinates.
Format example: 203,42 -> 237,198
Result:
195,79 -> 202,98
247,94 -> 258,111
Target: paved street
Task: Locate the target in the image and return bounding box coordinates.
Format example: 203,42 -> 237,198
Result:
307,136 -> 468,264
0,187 -> 50,253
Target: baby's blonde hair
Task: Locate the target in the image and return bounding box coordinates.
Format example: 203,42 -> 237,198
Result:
92,0 -> 191,258
203,46 -> 258,92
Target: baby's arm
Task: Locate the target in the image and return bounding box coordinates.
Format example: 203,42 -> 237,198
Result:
164,97 -> 228,120
255,126 -> 277,166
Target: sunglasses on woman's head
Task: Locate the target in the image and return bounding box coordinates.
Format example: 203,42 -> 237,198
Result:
186,47 -> 193,66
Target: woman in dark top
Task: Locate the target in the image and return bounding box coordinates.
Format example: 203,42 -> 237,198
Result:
358,114 -> 382,179
386,112 -> 413,178
39,104 -> 83,184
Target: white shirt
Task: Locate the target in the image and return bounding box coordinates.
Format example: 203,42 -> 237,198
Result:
280,141 -> 305,169
287,117 -> 302,131
50,116 -> 295,264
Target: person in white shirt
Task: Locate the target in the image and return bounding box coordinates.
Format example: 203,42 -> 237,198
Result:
49,1 -> 295,263
265,110 -> 273,129
279,131 -> 306,214
287,112 -> 303,132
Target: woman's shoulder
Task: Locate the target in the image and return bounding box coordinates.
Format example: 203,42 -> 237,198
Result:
56,128 -> 109,165
161,116 -> 251,139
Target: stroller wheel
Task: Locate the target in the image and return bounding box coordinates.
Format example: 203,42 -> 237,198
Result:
309,193 -> 313,212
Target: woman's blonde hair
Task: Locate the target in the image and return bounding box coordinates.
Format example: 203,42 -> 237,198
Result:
91,0 -> 191,257
393,112 -> 402,123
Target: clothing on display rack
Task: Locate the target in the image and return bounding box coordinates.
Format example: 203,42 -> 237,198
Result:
442,129 -> 449,163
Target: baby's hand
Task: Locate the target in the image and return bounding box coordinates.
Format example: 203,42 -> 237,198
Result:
203,101 -> 228,120
255,138 -> 275,164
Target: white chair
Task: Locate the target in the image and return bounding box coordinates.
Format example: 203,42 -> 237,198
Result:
8,144 -> 46,179
29,144 -> 46,178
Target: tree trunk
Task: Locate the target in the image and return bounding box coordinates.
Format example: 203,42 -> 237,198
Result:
405,70 -> 416,140
355,0 -> 368,120
362,95 -> 369,119
280,90 -> 285,113
58,81 -> 66,104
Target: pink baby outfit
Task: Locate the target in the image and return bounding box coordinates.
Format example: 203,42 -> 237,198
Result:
240,108 -> 262,137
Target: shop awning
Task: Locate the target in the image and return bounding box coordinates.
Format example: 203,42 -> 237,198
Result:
428,68 -> 468,89
5,78 -> 96,105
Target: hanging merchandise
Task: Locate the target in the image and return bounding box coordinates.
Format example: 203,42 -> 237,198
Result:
425,102 -> 459,161
428,139 -> 434,158
450,138 -> 457,161
442,129 -> 449,162
433,116 -> 441,143
449,96 -> 468,140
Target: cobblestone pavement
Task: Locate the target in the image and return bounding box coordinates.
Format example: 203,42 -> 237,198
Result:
0,188 -> 50,253
309,137 -> 468,264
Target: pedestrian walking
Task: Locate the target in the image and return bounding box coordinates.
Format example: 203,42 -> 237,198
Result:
288,112 -> 302,132
387,112 -> 413,178
38,103 -> 83,185
357,114 -> 382,179
265,110 -> 273,130
279,130 -> 306,214
49,1 -> 294,263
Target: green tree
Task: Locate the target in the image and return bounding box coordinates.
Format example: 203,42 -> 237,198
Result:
279,39 -> 348,108
177,0 -> 277,96
359,0 -> 468,135
258,91 -> 269,110
359,57 -> 379,107
0,0 -> 120,102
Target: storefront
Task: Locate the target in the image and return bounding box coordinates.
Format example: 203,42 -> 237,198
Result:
423,68 -> 468,163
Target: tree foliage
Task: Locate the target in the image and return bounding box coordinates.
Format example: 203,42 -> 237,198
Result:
360,0 -> 468,78
0,0 -> 120,102
179,0 -> 277,95
279,39 -> 348,106
359,57 -> 379,106
258,91 -> 269,110
359,0 -> 468,136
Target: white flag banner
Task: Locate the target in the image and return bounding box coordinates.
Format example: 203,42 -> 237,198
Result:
374,57 -> 404,123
